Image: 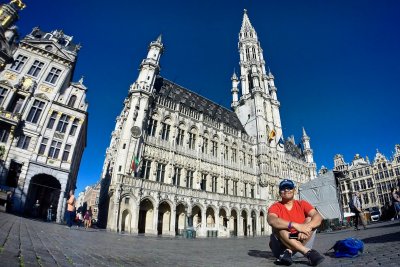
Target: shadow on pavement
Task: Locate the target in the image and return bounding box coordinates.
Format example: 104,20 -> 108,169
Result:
248,250 -> 275,259
362,231 -> 400,244
367,221 -> 400,230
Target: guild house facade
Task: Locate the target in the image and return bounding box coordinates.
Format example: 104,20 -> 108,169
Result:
0,27 -> 88,223
98,10 -> 317,237
334,145 -> 400,214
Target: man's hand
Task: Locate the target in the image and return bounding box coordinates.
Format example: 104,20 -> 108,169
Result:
293,222 -> 312,236
297,232 -> 309,241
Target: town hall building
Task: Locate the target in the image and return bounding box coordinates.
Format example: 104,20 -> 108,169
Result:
98,10 -> 317,237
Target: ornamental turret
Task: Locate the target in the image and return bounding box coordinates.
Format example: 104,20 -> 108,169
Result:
231,71 -> 239,108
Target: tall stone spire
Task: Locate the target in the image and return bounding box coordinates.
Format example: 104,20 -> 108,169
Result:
240,9 -> 256,36
156,34 -> 162,44
302,127 -> 308,137
301,127 -> 313,163
130,35 -> 164,93
235,9 -> 282,150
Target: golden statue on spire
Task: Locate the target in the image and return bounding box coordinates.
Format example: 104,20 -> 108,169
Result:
10,0 -> 26,10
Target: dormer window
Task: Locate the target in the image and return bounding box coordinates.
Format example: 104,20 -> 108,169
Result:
67,95 -> 77,107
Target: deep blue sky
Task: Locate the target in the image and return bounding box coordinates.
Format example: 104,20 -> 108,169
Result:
15,1 -> 400,193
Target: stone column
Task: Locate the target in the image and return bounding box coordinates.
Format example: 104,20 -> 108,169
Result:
56,182 -> 66,223
215,208 -> 220,234
201,207 -> 206,237
113,188 -> 120,232
255,213 -> 261,236
170,206 -> 176,236
226,216 -> 231,238
151,205 -> 159,235
238,211 -> 243,237
131,201 -> 140,234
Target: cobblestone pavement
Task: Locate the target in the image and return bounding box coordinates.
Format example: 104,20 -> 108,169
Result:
0,212 -> 399,267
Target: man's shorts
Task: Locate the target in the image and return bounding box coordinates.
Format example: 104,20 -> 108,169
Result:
269,230 -> 316,258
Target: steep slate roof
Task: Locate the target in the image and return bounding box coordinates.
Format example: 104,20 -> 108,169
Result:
153,76 -> 246,133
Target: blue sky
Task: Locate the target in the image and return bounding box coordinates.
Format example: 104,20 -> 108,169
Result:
15,0 -> 400,193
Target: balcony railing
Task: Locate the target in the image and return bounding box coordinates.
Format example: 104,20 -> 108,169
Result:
0,110 -> 21,125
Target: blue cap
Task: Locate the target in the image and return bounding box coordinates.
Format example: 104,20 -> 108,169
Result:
279,179 -> 295,191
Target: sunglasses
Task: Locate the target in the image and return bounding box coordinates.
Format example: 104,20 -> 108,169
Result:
280,187 -> 294,192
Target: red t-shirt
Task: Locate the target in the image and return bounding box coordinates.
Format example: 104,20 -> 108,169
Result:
268,200 -> 314,228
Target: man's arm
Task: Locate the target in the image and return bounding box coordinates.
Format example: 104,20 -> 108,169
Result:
267,213 -> 291,230
67,196 -> 74,205
304,208 -> 323,229
268,212 -> 313,237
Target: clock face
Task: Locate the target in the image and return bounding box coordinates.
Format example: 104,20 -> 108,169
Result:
131,126 -> 142,138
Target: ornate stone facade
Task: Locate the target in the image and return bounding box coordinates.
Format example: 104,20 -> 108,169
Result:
98,11 -> 316,237
334,144 -> 400,213
0,28 -> 88,223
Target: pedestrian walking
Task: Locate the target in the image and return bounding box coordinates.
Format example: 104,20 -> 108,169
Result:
84,206 -> 93,229
351,191 -> 367,230
66,190 -> 75,228
33,200 -> 40,218
267,178 -> 325,266
47,205 -> 53,222
391,186 -> 400,219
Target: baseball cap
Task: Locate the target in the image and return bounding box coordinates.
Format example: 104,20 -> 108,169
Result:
279,179 -> 295,191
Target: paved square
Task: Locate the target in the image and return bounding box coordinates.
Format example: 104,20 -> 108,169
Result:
0,212 -> 399,266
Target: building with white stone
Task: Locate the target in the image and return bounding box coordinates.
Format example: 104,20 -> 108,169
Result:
98,10 -> 317,237
334,144 -> 400,213
0,27 -> 88,223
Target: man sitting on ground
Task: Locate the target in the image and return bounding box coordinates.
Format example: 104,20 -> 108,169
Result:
267,179 -> 325,266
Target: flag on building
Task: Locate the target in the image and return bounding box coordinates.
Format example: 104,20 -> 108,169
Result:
268,129 -> 276,143
278,136 -> 285,147
131,157 -> 140,174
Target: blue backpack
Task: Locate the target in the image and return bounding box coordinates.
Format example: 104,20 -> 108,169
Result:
330,238 -> 364,258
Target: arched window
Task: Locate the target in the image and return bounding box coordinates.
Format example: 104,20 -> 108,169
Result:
67,95 -> 77,107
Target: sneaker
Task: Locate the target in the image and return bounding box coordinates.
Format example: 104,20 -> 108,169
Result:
276,249 -> 293,266
305,249 -> 325,266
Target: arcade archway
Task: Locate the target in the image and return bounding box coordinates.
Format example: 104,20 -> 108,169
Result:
25,174 -> 61,220
157,201 -> 171,235
138,198 -> 154,234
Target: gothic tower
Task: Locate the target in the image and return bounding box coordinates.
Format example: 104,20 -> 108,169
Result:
302,127 -> 317,177
233,10 -> 283,150
112,35 -> 164,181
233,10 -> 284,187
